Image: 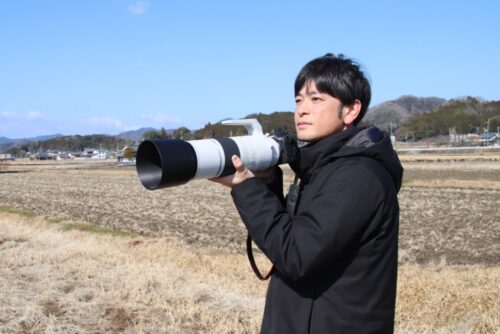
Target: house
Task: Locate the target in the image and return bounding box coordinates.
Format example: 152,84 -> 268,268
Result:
90,150 -> 111,159
0,153 -> 15,161
29,151 -> 56,160
480,132 -> 498,145
82,148 -> 97,158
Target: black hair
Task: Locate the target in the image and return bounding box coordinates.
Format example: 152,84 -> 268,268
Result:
294,53 -> 371,125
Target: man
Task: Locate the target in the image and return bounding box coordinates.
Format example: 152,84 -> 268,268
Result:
213,53 -> 403,333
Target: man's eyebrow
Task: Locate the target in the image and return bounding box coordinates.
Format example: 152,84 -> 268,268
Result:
296,90 -> 321,98
305,88 -> 320,95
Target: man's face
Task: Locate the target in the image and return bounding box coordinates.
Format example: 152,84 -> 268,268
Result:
294,81 -> 346,142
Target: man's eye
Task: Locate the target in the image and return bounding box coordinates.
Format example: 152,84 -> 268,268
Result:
312,97 -> 322,102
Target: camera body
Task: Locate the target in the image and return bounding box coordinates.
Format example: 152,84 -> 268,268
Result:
136,119 -> 298,190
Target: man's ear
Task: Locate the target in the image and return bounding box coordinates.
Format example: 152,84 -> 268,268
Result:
342,99 -> 362,126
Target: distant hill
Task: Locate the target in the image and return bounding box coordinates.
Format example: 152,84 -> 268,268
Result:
4,95 -> 499,153
396,97 -> 500,140
365,96 -> 447,131
29,134 -> 64,142
31,134 -> 130,152
0,137 -> 10,144
0,134 -> 63,152
192,112 -> 295,139
0,133 -> 62,144
116,127 -> 157,142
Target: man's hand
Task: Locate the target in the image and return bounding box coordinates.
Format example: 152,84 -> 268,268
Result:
210,155 -> 255,188
210,154 -> 278,188
211,134 -> 278,188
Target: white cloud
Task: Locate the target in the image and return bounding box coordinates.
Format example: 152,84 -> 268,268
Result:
128,0 -> 150,15
0,110 -> 51,138
140,113 -> 182,125
1,110 -> 43,121
85,117 -> 127,130
0,111 -> 16,118
26,110 -> 43,120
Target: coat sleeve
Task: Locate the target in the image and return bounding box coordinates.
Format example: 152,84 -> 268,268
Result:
231,160 -> 384,282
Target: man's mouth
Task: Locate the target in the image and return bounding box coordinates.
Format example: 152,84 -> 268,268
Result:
297,122 -> 311,129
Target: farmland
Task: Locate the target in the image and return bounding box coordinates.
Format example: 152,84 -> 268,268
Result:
0,154 -> 499,333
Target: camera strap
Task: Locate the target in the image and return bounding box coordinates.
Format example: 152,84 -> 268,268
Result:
287,175 -> 301,217
246,235 -> 274,280
246,175 -> 302,281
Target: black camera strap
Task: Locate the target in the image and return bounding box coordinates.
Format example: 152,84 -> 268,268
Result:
246,235 -> 274,281
287,175 -> 301,217
246,175 -> 302,281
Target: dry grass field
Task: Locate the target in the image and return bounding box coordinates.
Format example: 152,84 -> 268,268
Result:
0,153 -> 499,333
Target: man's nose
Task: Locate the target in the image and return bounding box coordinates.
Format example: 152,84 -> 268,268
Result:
296,101 -> 310,116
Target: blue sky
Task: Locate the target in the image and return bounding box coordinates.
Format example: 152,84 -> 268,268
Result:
1,0 -> 499,138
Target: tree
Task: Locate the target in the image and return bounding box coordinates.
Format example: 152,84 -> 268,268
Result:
159,127 -> 169,139
173,127 -> 191,139
123,147 -> 136,159
142,130 -> 160,140
6,147 -> 27,158
143,128 -> 170,140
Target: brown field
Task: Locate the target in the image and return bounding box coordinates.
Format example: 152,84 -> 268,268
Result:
0,154 -> 499,333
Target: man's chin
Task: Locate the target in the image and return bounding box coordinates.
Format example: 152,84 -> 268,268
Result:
297,133 -> 316,142
296,130 -> 310,141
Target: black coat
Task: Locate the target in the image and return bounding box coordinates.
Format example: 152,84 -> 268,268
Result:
231,126 -> 403,334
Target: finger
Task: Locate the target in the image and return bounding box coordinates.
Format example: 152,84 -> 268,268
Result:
232,155 -> 245,172
208,175 -> 233,188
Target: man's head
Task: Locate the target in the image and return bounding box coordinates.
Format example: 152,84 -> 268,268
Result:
294,53 -> 371,142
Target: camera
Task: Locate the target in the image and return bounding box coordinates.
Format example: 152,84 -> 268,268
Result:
136,119 -> 298,190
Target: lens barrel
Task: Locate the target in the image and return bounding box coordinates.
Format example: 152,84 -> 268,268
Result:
136,135 -> 282,190
136,140 -> 198,190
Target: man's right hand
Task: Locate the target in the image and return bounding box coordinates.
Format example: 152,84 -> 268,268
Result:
210,155 -> 277,188
209,155 -> 256,188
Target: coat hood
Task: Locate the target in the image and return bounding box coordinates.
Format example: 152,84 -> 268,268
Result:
292,126 -> 403,192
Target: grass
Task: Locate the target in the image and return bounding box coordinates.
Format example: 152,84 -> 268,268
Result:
0,205 -> 136,238
58,221 -> 137,237
0,205 -> 38,218
1,157 -> 499,332
0,210 -> 263,333
396,265 -> 499,333
403,178 -> 500,190
1,208 -> 498,333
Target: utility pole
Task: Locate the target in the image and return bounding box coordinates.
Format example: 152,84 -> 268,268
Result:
484,119 -> 491,147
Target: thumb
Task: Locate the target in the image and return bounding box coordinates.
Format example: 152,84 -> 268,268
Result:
232,155 -> 245,173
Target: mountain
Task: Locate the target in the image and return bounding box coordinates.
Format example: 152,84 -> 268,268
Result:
40,134 -> 130,152
4,95 -> 497,153
29,134 -> 63,141
365,96 -> 447,131
193,112 -> 295,139
0,133 -> 62,144
116,128 -> 156,142
0,134 -> 63,152
0,137 -> 11,144
396,97 -> 500,140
